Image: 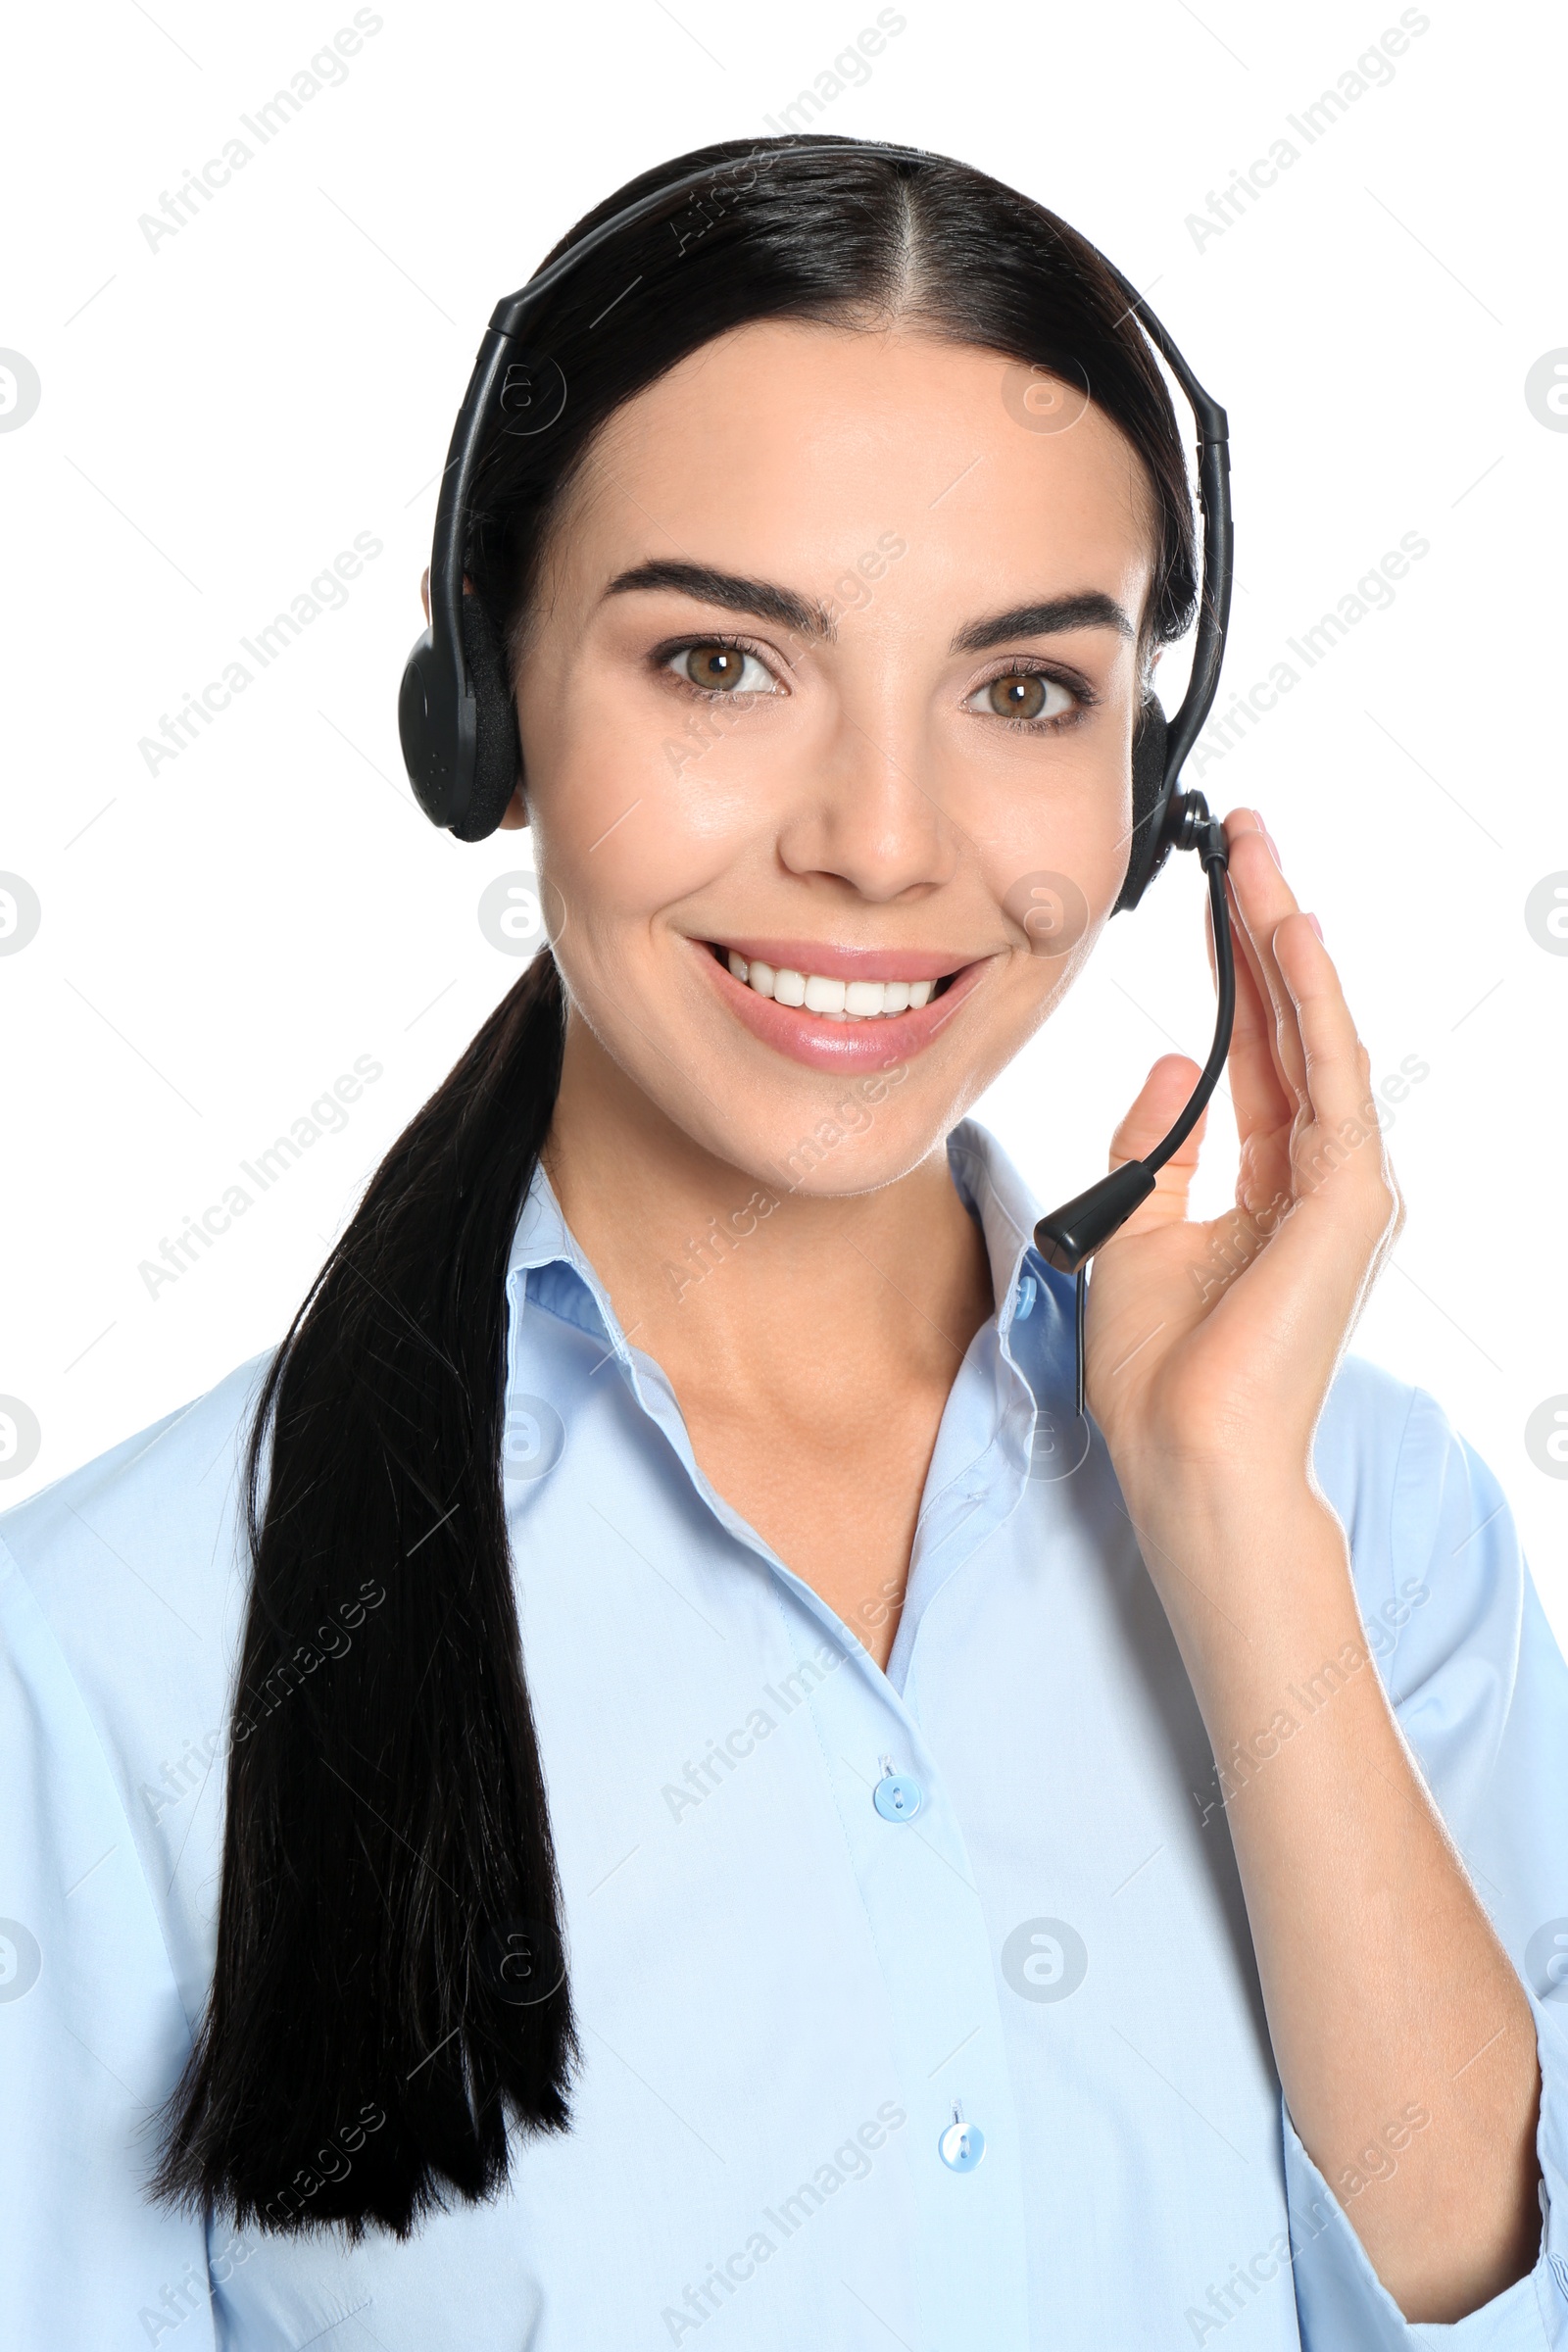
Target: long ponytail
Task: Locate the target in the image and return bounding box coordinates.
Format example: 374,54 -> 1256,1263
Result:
153,952 -> 572,2239
153,133 -> 1200,2238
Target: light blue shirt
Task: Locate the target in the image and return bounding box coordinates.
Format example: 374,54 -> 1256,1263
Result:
4,1119 -> 1567,2351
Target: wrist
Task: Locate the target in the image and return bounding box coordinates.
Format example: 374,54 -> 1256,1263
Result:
1113,1450 -> 1323,1540
1116,1471 -> 1353,1633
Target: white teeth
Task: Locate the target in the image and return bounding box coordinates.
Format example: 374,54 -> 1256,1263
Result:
720,951 -> 947,1018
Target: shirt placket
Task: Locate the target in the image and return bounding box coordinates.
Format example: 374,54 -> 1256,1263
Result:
505,1212 -> 1046,2350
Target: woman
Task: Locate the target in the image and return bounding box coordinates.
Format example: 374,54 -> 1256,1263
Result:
3,135 -> 1565,2351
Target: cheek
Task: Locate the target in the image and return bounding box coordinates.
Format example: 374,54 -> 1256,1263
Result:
525,700 -> 760,945
981,760 -> 1133,961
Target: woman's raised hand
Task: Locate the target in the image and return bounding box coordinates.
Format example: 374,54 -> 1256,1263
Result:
1082,807 -> 1404,1521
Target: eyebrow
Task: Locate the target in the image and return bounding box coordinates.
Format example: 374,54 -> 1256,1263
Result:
949,592 -> 1135,654
600,559 -> 1135,657
603,560 -> 836,641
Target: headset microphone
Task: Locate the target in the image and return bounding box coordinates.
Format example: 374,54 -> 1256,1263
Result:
1036,797 -> 1235,1418
398,142 -> 1238,1415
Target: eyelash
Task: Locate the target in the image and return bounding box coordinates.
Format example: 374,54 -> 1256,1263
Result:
653,634 -> 1096,733
967,661 -> 1095,735
654,633 -> 783,700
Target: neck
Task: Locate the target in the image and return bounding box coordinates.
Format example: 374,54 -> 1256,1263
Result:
541,1007 -> 996,1416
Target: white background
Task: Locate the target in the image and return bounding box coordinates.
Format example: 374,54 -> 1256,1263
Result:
3,0 -> 1566,1635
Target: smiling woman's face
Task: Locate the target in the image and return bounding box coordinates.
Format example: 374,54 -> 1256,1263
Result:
509,317 -> 1160,1195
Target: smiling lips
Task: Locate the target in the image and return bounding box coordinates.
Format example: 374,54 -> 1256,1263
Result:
699,936 -> 986,1071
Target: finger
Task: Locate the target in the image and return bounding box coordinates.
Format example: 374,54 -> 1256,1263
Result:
1213,818 -> 1296,1108
1272,912 -> 1393,1235
1222,810 -> 1311,1109
1108,1054 -> 1207,1232
1207,871 -> 1296,1190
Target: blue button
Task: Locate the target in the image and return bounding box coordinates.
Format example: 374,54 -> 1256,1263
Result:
873,1773 -> 923,1822
939,2119 -> 985,2172
1015,1275 -> 1038,1320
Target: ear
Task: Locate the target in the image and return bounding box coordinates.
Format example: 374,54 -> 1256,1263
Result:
418,565 -> 476,622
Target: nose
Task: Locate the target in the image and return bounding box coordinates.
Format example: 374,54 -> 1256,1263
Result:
774,710 -> 959,904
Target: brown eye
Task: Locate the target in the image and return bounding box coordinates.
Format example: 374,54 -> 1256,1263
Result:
672,642 -> 776,694
965,670 -> 1076,725
991,673 -> 1044,718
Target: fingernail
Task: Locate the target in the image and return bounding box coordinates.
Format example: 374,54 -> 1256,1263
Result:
1305,912 -> 1324,942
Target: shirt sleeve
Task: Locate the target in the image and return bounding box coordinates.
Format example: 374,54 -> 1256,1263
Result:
0,1534 -> 219,2352
1287,1385 -> 1568,2348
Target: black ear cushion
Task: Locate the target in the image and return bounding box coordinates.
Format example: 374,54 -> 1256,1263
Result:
455,591 -> 523,842
1114,696 -> 1170,912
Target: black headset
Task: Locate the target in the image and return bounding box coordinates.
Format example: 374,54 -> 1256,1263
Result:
398,141 -> 1237,1405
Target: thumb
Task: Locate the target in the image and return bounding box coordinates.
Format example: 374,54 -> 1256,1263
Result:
1108,1054 -> 1207,1233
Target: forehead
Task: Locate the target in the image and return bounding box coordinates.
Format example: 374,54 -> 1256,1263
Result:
555,318 -> 1159,591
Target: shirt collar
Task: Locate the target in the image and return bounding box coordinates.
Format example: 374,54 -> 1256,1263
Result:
943,1118 -> 1050,1339
940,1119 -> 1079,1418
504,1117 -> 1073,1409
